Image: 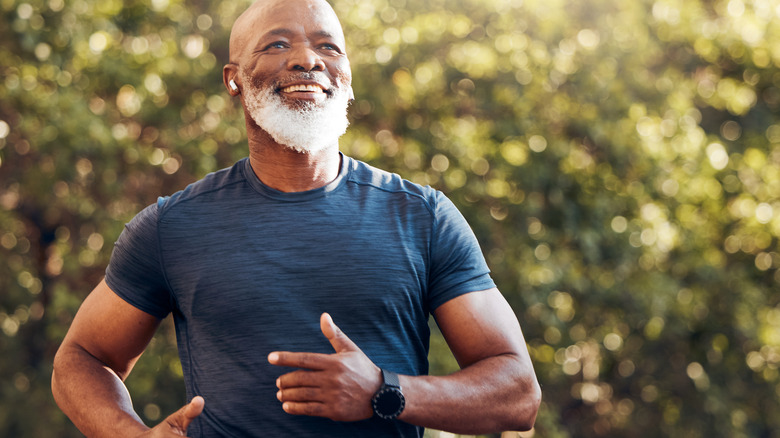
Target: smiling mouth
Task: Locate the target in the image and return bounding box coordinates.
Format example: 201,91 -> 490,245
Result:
280,84 -> 328,94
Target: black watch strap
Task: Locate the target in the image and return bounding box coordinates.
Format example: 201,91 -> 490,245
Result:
382,369 -> 400,388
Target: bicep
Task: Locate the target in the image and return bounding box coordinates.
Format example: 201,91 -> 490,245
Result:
433,288 -> 531,369
60,278 -> 161,379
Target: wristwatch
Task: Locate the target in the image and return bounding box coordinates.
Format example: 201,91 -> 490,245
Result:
371,369 -> 406,420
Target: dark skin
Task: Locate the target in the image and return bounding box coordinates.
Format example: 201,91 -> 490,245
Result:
52,280 -> 204,437
223,0 -> 351,193
269,291 -> 541,433
52,0 -> 541,435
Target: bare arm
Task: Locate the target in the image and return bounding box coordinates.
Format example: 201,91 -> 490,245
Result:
397,288 -> 541,433
270,288 -> 541,434
52,279 -> 203,438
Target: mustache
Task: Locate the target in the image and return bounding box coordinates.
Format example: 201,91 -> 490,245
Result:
248,72 -> 346,94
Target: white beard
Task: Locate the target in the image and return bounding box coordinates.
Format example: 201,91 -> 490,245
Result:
241,73 -> 351,154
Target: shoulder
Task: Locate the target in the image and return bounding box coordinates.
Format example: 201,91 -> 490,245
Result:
343,157 -> 444,212
155,159 -> 249,216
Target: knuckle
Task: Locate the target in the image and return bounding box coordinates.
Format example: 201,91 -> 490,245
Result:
292,402 -> 322,416
302,387 -> 318,400
306,403 -> 322,416
331,358 -> 352,375
298,354 -> 315,368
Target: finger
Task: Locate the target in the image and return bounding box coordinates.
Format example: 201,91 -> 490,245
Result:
277,386 -> 323,403
165,396 -> 204,432
320,313 -> 360,354
276,369 -> 322,389
281,400 -> 327,418
184,396 -> 205,421
268,351 -> 330,370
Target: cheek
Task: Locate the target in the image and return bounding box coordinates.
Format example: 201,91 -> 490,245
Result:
334,64 -> 352,87
243,59 -> 284,84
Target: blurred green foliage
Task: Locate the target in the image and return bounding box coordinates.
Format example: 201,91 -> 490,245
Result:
2,0 -> 780,436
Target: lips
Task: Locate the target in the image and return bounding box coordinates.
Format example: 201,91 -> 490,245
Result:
281,83 -> 326,94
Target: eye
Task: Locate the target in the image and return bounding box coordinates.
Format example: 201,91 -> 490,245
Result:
264,41 -> 288,50
319,43 -> 342,54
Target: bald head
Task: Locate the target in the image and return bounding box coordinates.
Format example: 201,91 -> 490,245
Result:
229,0 -> 346,65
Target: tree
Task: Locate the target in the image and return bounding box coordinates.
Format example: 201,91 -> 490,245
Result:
1,0 -> 779,436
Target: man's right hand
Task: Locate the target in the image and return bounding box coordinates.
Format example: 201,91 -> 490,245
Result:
140,396 -> 204,437
52,280 -> 205,438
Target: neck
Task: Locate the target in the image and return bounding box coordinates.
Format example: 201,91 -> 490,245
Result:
247,139 -> 341,193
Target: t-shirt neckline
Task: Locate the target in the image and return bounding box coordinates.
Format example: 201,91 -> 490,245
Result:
242,152 -> 350,202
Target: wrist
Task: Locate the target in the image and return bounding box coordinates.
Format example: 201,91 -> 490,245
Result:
371,369 -> 406,420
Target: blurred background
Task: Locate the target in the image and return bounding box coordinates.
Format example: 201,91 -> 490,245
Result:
2,0 -> 780,436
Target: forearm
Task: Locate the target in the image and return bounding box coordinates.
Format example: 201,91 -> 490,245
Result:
52,345 -> 149,438
397,353 -> 541,434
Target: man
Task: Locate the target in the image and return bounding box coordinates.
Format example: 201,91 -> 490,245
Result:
51,0 -> 541,436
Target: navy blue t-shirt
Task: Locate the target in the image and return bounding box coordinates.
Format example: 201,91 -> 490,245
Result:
106,155 -> 495,437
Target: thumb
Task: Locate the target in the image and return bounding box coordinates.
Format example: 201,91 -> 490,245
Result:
320,313 -> 360,353
164,396 -> 204,433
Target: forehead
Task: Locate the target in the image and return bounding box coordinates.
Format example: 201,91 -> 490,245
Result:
232,0 -> 345,53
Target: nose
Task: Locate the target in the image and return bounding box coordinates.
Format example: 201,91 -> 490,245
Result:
287,45 -> 325,72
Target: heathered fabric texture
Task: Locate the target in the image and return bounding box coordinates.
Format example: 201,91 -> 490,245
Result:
105,155 -> 496,437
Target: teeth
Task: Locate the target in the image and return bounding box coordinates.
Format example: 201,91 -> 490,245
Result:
282,84 -> 324,93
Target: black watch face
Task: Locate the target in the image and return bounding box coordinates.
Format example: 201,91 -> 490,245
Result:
373,387 -> 405,419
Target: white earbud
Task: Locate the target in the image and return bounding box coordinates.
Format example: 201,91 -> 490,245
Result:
229,80 -> 238,92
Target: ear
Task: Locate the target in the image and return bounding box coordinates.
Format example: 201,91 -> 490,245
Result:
223,64 -> 240,96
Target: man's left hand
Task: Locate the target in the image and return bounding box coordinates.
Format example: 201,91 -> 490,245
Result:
268,313 -> 382,422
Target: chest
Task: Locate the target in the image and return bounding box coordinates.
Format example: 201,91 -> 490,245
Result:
157,201 -> 434,345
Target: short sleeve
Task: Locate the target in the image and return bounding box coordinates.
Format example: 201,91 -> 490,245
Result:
105,201 -> 174,319
427,192 -> 496,310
